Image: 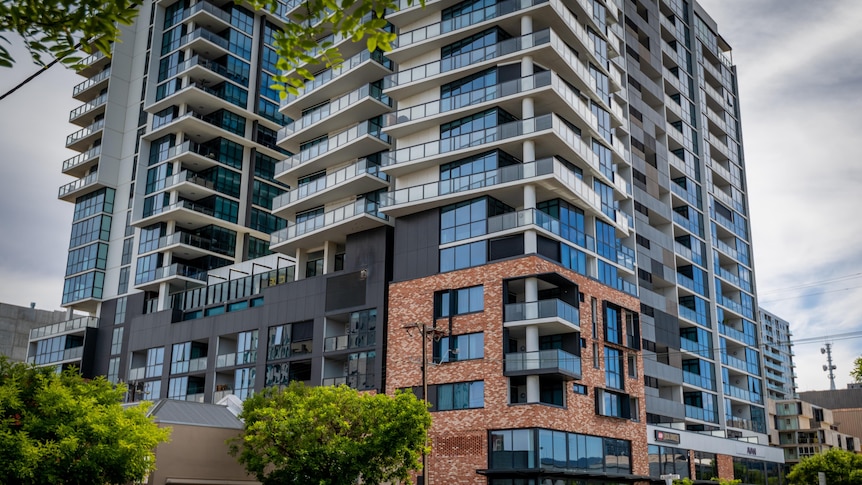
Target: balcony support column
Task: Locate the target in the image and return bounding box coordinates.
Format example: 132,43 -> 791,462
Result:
323,240 -> 338,274
157,282 -> 171,311
295,248 -> 308,280
525,322 -> 540,403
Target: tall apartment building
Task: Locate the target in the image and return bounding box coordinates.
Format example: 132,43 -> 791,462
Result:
40,0 -> 786,482
759,308 -> 797,401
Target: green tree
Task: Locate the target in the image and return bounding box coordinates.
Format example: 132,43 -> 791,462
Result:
230,382 -> 432,485
0,358 -> 171,484
851,355 -> 862,383
787,448 -> 862,485
1,0 -> 421,88
0,0 -> 139,67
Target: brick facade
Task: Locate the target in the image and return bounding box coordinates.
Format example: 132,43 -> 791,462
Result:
386,255 -> 648,484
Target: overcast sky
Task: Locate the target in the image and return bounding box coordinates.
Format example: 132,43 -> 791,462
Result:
0,0 -> 859,391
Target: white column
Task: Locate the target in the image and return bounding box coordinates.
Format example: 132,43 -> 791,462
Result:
294,248 -> 308,280
157,282 -> 171,311
322,240 -> 338,274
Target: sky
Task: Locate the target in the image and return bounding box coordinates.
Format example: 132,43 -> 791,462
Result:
0,0 -> 860,391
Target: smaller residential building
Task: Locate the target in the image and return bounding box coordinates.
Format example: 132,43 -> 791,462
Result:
769,398 -> 862,466
0,302 -> 69,363
758,308 -> 796,400
144,398 -> 258,485
799,388 -> 862,445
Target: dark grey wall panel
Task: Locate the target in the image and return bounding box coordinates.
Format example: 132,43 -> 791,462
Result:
393,210 -> 439,282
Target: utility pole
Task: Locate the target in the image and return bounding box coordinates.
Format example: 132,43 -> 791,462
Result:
403,322 -> 447,485
821,343 -> 837,390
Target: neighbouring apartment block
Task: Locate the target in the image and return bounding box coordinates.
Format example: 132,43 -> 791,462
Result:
38,0 -> 788,482
769,399 -> 862,466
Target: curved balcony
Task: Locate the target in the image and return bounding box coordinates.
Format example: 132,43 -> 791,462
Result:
271,158 -> 389,219
145,109 -> 247,146
160,170 -> 220,201
134,262 -> 208,291
381,113 -> 620,196
62,146 -> 102,178
380,157 -> 619,230
280,50 -> 395,120
72,67 -> 111,101
154,139 -> 231,172
269,199 -> 391,255
384,28 -> 596,103
29,316 -> 99,341
181,0 -> 233,32
274,121 -> 391,186
150,230 -> 236,260
485,208 -> 597,257
75,50 -> 109,78
58,170 -> 110,202
69,93 -> 107,126
503,299 -> 580,335
135,200 -> 244,233
66,119 -> 105,152
171,26 -> 231,57
503,349 -> 581,380
386,0 -> 443,27
277,83 -> 392,152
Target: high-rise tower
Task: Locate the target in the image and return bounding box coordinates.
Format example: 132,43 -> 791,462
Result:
35,0 -> 786,481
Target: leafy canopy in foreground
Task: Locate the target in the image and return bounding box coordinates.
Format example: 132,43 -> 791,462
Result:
786,448 -> 862,485
0,0 -> 139,68
1,0 -> 422,89
230,382 -> 431,485
0,358 -> 171,485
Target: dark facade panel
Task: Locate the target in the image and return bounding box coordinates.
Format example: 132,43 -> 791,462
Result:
392,210 -> 439,282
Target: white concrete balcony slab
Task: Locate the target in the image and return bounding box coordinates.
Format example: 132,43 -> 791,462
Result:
503,299 -> 581,334
152,230 -> 236,260
62,146 -> 102,178
72,67 -> 111,102
69,93 -> 107,127
75,50 -> 109,78
269,199 -> 391,255
274,121 -> 391,186
384,29 -> 596,103
58,170 -> 111,202
29,316 -> 99,341
182,0 -> 233,32
134,262 -> 208,291
66,118 -> 105,152
272,158 -> 389,219
277,83 -> 392,153
279,50 -> 395,120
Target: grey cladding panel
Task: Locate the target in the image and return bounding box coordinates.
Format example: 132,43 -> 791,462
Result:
393,210 -> 439,282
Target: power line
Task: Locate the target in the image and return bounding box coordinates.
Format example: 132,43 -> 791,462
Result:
758,272 -> 862,296
0,57 -> 63,102
758,284 -> 862,304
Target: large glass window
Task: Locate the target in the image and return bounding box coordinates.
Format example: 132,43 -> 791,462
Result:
439,240 -> 486,272
145,347 -> 165,378
604,347 -> 623,390
490,428 -> 630,474
433,332 -> 483,363
440,107 -> 516,143
62,271 -> 104,304
69,215 -> 111,248
440,196 -> 512,244
434,285 -> 483,318
433,380 -> 484,411
268,321 -> 314,360
441,27 -> 511,59
65,242 -> 108,276
72,188 -> 115,221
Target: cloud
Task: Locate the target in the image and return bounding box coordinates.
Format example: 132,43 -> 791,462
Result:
701,0 -> 862,391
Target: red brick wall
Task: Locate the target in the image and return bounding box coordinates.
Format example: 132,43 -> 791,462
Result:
716,453 -> 735,481
386,255 -> 648,484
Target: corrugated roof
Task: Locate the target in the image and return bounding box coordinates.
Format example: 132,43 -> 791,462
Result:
146,399 -> 244,429
799,389 -> 862,410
